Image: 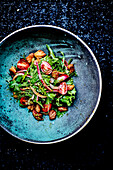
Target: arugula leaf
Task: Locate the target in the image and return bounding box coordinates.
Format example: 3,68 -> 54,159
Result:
45,97 -> 52,104
9,80 -> 17,89
68,58 -> 73,64
67,88 -> 76,96
66,78 -> 74,85
23,53 -> 26,60
52,106 -> 66,118
42,55 -> 58,66
30,74 -> 39,84
36,100 -> 44,108
20,82 -> 29,87
44,77 -> 50,85
55,88 -> 76,106
14,85 -> 20,92
19,103 -> 26,108
47,93 -> 56,100
55,95 -> 63,106
9,80 -> 22,91
15,76 -> 22,83
22,71 -> 27,82
60,96 -> 72,106
56,110 -> 66,118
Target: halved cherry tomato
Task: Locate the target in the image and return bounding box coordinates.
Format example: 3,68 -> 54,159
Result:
56,74 -> 69,83
32,110 -> 43,121
58,106 -> 68,112
20,97 -> 27,106
49,110 -> 56,120
17,59 -> 29,70
42,103 -> 52,112
59,82 -> 67,95
41,61 -> 52,75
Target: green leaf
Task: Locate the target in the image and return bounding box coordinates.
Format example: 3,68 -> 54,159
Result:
20,82 -> 29,87
47,93 -> 56,100
66,78 -> 73,85
36,101 -> 44,108
60,96 -> 72,106
68,58 -> 73,64
14,85 -> 20,92
67,88 -> 76,96
19,102 -> 26,108
23,53 -> 26,60
22,71 -> 27,82
55,96 -> 63,106
52,106 -> 66,118
9,80 -> 18,89
44,77 -> 50,85
56,110 -> 66,118
15,76 -> 22,83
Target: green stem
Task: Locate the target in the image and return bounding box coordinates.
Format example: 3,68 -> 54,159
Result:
46,44 -> 56,59
68,58 -> 73,65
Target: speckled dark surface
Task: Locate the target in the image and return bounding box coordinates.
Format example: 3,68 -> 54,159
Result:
0,0 -> 112,169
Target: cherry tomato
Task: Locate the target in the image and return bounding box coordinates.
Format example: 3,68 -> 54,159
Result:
20,97 -> 26,105
42,103 -> 52,112
59,82 -> 67,95
17,59 -> 29,70
49,110 -> 56,120
32,110 -> 43,121
56,74 -> 69,83
41,61 -> 52,75
58,106 -> 68,112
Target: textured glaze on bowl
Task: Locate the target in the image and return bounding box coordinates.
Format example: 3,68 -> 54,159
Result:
0,25 -> 102,144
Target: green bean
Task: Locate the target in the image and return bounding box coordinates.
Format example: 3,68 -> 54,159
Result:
46,44 -> 56,59
68,58 -> 73,65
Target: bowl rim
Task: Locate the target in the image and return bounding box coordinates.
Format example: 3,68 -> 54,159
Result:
0,25 -> 102,144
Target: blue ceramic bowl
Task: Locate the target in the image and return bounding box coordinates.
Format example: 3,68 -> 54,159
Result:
0,25 -> 102,144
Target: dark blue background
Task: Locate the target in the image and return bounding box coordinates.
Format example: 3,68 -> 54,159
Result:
0,0 -> 112,169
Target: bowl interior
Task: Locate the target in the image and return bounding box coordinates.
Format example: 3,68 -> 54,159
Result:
0,26 -> 101,143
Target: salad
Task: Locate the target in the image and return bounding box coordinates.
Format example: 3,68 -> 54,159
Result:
9,45 -> 77,121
